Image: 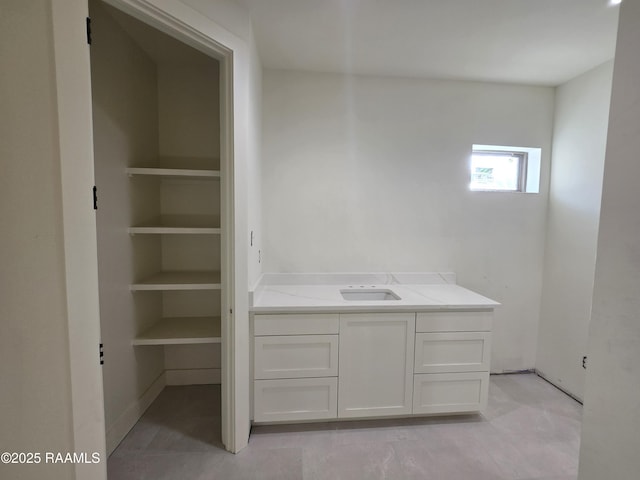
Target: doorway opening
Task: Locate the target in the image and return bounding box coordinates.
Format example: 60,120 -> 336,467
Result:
88,0 -> 233,455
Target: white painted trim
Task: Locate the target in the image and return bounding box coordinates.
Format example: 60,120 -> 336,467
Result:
165,368 -> 222,385
102,0 -> 234,58
51,1 -> 107,479
105,373 -> 166,455
219,42 -> 237,453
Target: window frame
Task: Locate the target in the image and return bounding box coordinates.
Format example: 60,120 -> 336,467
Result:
469,149 -> 529,193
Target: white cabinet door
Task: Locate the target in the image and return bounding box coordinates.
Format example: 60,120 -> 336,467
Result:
413,372 -> 489,414
338,313 -> 415,418
414,332 -> 491,373
254,377 -> 338,423
254,335 -> 339,379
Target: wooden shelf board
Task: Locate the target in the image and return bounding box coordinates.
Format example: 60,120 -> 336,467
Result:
128,215 -> 221,234
127,167 -> 220,178
157,156 -> 219,170
133,317 -> 221,346
129,226 -> 221,234
130,271 -> 222,291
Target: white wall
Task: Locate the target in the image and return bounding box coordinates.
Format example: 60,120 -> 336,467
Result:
579,1 -> 640,478
0,1 -> 76,478
247,35 -> 263,286
158,62 -> 220,158
181,0 -> 252,42
262,70 -> 555,372
537,61 -> 613,401
157,59 -> 222,383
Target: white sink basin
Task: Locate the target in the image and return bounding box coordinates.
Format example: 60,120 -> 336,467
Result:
340,288 -> 401,301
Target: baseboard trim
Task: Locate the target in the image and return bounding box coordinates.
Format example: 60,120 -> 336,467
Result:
165,368 -> 221,385
105,372 -> 166,455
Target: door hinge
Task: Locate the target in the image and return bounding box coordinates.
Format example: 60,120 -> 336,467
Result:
86,17 -> 92,45
100,343 -> 104,365
93,186 -> 98,210
582,356 -> 587,369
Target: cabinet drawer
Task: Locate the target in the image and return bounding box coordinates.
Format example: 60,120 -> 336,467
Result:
414,332 -> 491,373
413,372 -> 489,414
416,311 -> 492,332
254,314 -> 339,336
254,335 -> 338,379
254,377 -> 338,423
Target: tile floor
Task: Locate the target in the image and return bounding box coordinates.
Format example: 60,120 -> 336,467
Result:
108,373 -> 581,479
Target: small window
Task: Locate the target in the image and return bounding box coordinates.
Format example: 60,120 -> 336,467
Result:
470,150 -> 527,191
470,144 -> 541,193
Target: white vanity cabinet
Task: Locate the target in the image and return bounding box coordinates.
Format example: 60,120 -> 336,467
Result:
252,314 -> 339,423
252,308 -> 493,424
338,313 -> 415,418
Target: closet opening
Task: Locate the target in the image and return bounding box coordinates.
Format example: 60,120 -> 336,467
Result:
88,0 -> 232,456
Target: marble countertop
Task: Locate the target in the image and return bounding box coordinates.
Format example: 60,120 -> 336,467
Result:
250,272 -> 500,314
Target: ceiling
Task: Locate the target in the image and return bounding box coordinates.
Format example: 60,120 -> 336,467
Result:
239,0 -> 620,86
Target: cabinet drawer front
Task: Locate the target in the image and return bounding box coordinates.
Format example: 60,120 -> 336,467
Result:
413,372 -> 489,414
254,314 -> 339,336
254,335 -> 339,379
414,332 -> 491,373
416,311 -> 492,332
254,377 -> 338,423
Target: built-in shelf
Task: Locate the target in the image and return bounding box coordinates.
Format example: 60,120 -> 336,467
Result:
127,157 -> 220,179
133,316 -> 222,346
128,215 -> 221,234
130,271 -> 222,291
126,167 -> 221,179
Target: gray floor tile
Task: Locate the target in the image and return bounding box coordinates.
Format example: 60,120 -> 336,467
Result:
391,440 -> 509,480
249,423 -> 336,450
331,418 -> 423,446
107,452 -> 141,480
109,373 -> 582,480
111,419 -> 162,455
144,416 -> 224,453
124,452 -> 224,480
519,476 -> 577,480
203,447 -> 303,480
303,441 -> 399,480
